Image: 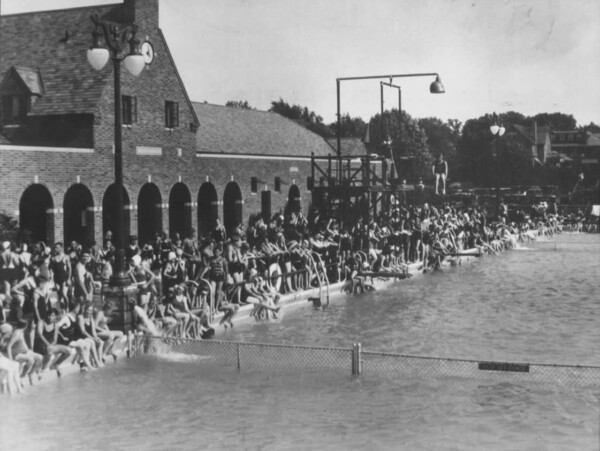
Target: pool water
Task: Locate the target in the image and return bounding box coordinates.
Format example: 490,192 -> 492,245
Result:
2,233 -> 599,450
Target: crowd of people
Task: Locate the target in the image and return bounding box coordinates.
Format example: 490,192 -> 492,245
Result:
0,197 -> 595,393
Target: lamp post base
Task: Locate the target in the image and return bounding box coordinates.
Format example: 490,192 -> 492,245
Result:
109,269 -> 131,287
104,284 -> 138,333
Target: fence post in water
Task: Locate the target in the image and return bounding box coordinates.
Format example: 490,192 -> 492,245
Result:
237,343 -> 241,372
351,343 -> 362,375
127,331 -> 133,358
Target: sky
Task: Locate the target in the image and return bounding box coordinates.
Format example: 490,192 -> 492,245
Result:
2,0 -> 599,127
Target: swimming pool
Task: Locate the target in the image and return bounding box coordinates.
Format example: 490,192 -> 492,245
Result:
2,233 -> 599,450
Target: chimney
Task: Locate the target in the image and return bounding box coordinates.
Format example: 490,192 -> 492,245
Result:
124,0 -> 160,28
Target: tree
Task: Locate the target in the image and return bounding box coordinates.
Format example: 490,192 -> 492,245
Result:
418,117 -> 462,182
580,122 -> 600,133
457,114 -> 497,186
225,100 -> 253,109
532,112 -> 576,130
269,98 -> 333,138
0,213 -> 18,243
457,112 -> 540,187
368,109 -> 432,181
329,114 -> 367,139
269,98 -> 321,122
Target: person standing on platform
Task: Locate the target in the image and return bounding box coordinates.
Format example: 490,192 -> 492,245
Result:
432,154 -> 448,195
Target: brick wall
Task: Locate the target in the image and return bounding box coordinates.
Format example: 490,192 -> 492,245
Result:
0,0 -> 318,247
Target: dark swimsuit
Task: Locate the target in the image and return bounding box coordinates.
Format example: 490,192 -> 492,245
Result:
58,315 -> 77,345
33,322 -> 55,355
209,257 -> 225,282
434,161 -> 446,175
75,317 -> 94,340
50,256 -> 70,284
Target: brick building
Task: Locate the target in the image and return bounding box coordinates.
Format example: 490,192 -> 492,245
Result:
0,0 -> 332,246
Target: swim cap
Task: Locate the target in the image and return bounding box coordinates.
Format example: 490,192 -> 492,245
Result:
131,255 -> 142,266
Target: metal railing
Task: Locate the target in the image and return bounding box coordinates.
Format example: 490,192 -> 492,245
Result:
130,335 -> 600,388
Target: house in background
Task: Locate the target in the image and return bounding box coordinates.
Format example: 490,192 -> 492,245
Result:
510,123 -> 552,164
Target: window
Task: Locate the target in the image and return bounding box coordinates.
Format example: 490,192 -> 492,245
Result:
165,100 -> 179,128
261,191 -> 272,220
251,177 -> 258,194
122,95 -> 137,125
2,95 -> 29,125
274,176 -> 281,193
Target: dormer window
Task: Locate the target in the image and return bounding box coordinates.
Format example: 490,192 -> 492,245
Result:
0,66 -> 44,127
2,95 -> 29,125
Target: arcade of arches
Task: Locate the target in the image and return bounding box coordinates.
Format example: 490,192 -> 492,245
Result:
16,182 -> 303,246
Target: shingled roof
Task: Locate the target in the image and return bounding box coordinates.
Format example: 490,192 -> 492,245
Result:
0,4 -> 128,116
193,103 -> 333,157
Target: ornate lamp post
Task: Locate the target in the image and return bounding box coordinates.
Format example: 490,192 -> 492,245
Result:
87,13 -> 145,287
490,121 -> 506,219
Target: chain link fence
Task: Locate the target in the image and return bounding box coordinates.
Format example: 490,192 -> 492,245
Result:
361,351 -> 600,388
132,335 -> 351,374
131,335 -> 600,388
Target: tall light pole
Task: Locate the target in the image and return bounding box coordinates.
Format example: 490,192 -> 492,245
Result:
87,13 -> 145,287
490,121 -> 506,219
380,81 -> 401,179
336,73 -> 444,181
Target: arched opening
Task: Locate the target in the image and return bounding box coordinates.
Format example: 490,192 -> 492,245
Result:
287,184 -> 301,214
19,184 -> 54,244
63,184 -> 95,247
102,184 -> 131,246
223,182 -> 242,235
169,182 -> 192,240
138,183 -> 162,246
197,182 -> 218,239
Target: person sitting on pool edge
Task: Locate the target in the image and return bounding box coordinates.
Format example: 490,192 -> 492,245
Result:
34,308 -> 73,377
242,268 -> 281,321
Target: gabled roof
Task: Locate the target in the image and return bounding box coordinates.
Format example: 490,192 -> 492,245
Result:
192,103 -> 333,157
512,124 -> 551,145
0,4 -> 125,116
587,133 -> 600,146
14,67 -> 45,95
325,137 -> 368,157
0,66 -> 44,95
